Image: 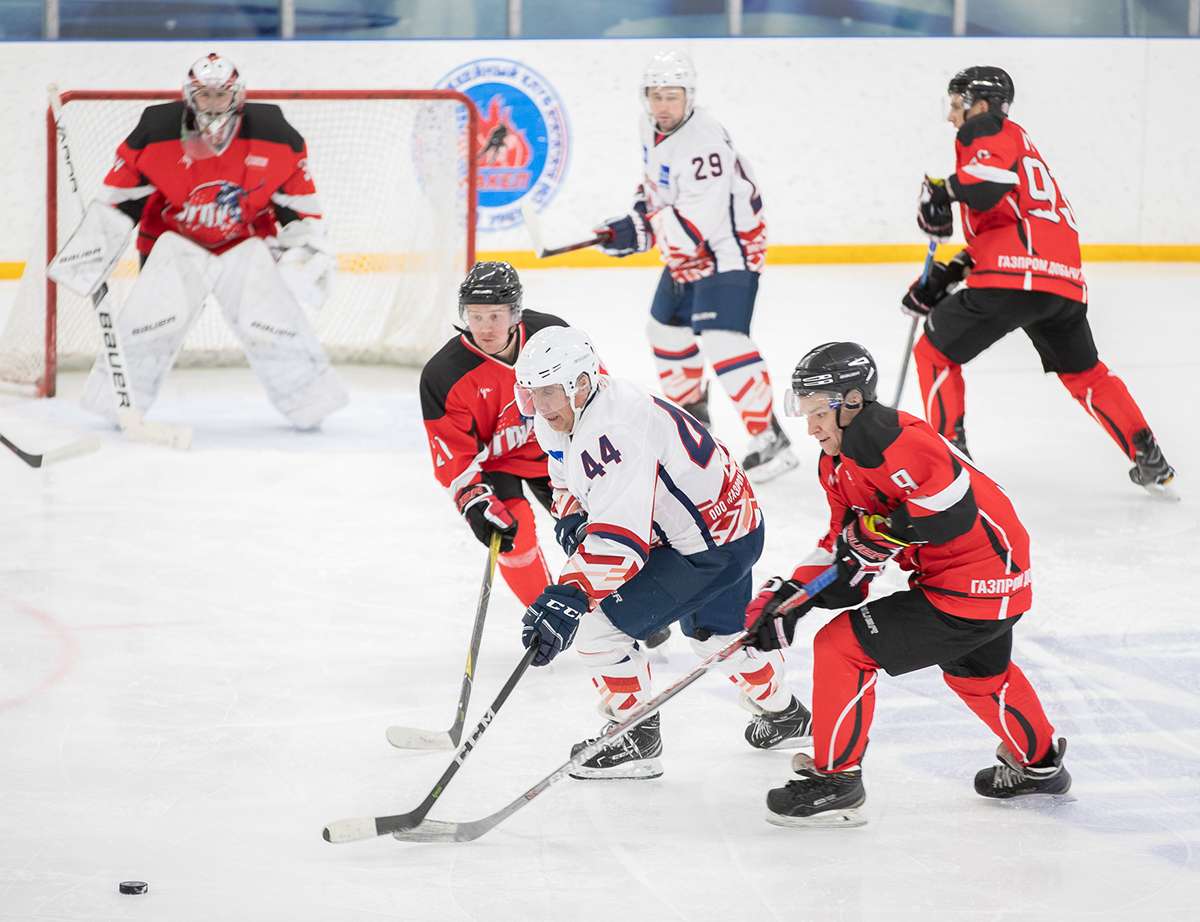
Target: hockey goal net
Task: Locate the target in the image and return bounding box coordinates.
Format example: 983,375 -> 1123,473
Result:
0,89 -> 478,397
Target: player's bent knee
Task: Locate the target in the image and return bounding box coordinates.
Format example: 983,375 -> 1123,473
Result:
914,332 -> 955,370
646,316 -> 694,350
1056,360 -> 1109,399
814,612 -> 873,667
942,670 -> 1007,697
575,606 -> 637,665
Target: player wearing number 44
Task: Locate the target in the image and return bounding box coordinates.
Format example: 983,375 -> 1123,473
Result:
515,327 -> 812,779
907,66 -> 1175,499
593,50 -> 798,483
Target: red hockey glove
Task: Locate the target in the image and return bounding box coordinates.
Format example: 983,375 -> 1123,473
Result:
455,482 -> 517,553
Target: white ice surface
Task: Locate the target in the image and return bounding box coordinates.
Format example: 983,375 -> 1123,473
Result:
1,264 -> 1198,921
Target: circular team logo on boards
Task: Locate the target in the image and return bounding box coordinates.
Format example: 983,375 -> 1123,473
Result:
436,58 -> 570,233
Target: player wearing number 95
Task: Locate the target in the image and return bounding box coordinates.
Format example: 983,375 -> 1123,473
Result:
515,327 -> 811,780
906,66 -> 1175,499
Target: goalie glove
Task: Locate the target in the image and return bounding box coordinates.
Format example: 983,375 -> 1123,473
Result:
455,481 -> 517,553
901,249 -> 973,318
594,210 -> 654,257
47,201 -> 135,298
917,176 -> 955,239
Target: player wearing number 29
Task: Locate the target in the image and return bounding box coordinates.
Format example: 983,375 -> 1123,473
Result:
743,343 -> 1070,828
906,66 -> 1175,498
49,53 -> 347,429
594,51 -> 798,483
514,327 -> 811,780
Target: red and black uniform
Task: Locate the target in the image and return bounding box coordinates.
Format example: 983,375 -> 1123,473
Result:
915,112 -> 1152,461
100,101 -> 319,261
790,402 -> 1056,774
419,309 -> 567,605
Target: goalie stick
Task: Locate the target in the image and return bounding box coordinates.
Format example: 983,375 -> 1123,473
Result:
327,564 -> 839,845
892,238 -> 939,408
0,430 -> 100,468
324,643 -> 538,843
520,202 -> 611,259
386,531 -> 502,750
48,86 -> 192,451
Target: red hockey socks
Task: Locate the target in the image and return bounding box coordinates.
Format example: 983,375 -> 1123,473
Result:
914,333 -> 966,442
811,613 -> 881,772
942,663 -> 1055,764
497,497 -> 551,607
1057,361 -> 1150,460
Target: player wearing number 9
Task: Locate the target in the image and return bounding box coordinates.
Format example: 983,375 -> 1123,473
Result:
515,326 -> 811,780
906,66 -> 1174,498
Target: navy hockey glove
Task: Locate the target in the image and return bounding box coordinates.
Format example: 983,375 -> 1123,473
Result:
917,176 -> 955,239
901,250 -> 973,318
522,584 -> 590,667
836,514 -> 908,590
594,211 -> 654,257
455,481 -> 517,553
743,577 -> 818,651
554,510 -> 589,556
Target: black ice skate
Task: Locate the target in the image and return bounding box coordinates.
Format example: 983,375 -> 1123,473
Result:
742,417 -> 799,483
645,625 -> 672,649
569,712 -> 663,780
949,422 -> 972,460
1128,429 -> 1178,501
744,695 -> 812,750
680,387 -> 711,428
765,752 -> 866,828
974,737 -> 1072,799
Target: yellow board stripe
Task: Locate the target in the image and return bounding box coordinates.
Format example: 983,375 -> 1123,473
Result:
3,243 -> 1198,280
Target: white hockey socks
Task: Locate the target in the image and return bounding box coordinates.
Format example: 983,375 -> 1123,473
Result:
690,633 -> 793,713
575,607 -> 654,717
647,317 -> 705,407
700,329 -> 775,436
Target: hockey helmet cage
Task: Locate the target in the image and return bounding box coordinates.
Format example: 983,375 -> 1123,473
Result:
948,66 -> 1015,117
458,261 -> 523,322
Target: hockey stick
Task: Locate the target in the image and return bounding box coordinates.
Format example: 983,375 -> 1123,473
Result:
370,564 -> 840,845
520,202 -> 611,259
386,531 -> 503,749
892,238 -> 939,407
0,430 -> 101,469
47,86 -> 193,451
324,642 -> 539,843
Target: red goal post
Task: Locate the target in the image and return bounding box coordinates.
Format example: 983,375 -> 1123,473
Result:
5,88 -> 479,397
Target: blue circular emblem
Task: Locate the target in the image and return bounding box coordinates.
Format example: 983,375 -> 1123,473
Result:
436,58 -> 570,233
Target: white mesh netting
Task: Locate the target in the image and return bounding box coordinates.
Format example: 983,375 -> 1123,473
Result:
0,90 -> 475,396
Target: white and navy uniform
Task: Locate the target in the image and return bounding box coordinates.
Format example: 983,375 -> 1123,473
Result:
535,376 -> 793,717
636,108 -> 776,437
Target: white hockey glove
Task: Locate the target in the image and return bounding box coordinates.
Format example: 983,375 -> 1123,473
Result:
271,218 -> 335,311
47,201 -> 135,297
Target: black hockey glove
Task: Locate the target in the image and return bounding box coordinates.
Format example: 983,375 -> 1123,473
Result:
455,481 -> 517,553
836,514 -> 908,590
522,583 -> 590,666
594,211 -> 654,257
554,510 -> 589,556
743,577 -> 818,652
917,176 -> 955,239
901,249 -> 973,318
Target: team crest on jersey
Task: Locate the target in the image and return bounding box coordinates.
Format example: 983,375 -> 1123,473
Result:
174,181 -> 247,234
436,58 -> 570,232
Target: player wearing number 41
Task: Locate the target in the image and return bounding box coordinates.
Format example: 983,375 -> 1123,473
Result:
907,65 -> 1175,499
744,342 -> 1070,828
515,327 -> 812,778
48,52 -> 347,429
593,50 -> 799,483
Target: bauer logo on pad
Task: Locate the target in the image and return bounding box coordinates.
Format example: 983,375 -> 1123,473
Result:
436,57 -> 570,233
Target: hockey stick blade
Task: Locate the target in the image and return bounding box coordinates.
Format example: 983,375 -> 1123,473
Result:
519,202 -> 548,256
384,727 -> 454,750
1,432 -> 101,469
117,410 -> 193,450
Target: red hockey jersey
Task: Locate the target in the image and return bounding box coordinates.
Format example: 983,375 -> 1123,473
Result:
100,101 -> 320,258
813,403 -> 1031,620
949,114 -> 1086,303
420,310 -> 568,498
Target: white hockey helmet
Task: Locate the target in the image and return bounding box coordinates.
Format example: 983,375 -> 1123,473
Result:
514,326 -> 601,420
641,50 -> 697,124
183,53 -> 246,151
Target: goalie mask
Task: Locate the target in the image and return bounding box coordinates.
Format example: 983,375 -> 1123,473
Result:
183,53 -> 246,158
642,50 -> 696,134
513,326 -> 600,425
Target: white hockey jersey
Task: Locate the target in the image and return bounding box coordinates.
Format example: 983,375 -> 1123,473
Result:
536,377 -> 761,601
638,107 -> 767,283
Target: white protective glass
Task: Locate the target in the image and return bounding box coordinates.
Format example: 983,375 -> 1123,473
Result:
515,383 -> 569,418
783,390 -> 844,418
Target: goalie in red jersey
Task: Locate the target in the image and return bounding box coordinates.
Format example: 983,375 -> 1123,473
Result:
49,52 -> 346,429
743,343 -> 1070,828
904,66 -> 1176,499
420,262 -> 567,607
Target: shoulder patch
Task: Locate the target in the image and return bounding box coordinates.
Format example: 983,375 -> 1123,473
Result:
240,103 -> 305,153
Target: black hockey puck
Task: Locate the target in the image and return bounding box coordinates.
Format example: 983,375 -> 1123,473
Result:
118,881 -> 148,895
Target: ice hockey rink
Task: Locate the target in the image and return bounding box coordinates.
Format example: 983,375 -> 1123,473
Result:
1,262 -> 1197,921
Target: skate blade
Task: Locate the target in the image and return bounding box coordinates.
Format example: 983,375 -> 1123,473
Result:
761,734 -> 812,751
765,805 -> 867,829
569,757 -> 663,780
1140,480 -> 1181,503
745,450 -> 800,484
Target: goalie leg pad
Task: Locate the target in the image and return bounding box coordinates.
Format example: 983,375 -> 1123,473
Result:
212,237 -> 348,429
80,231 -> 211,421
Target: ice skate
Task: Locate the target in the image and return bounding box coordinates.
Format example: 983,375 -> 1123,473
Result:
680,387 -> 711,428
569,712 -> 663,780
974,737 -> 1072,799
645,625 -> 672,649
742,417 -> 799,483
744,695 -> 812,750
1128,429 -> 1178,501
765,752 -> 866,827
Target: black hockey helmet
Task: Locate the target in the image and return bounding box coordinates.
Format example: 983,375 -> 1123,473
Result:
948,66 -> 1015,117
458,261 -> 523,321
786,342 -> 878,420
